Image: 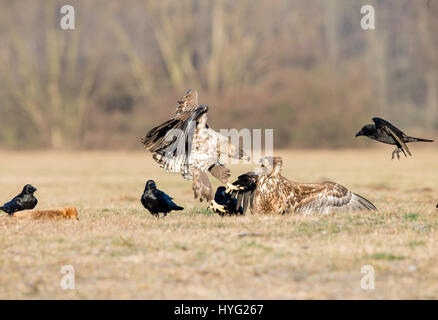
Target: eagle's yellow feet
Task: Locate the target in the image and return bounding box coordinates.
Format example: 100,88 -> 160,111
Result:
208,200 -> 227,213
225,182 -> 244,194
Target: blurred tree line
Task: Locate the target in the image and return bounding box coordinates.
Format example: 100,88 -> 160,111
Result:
0,0 -> 436,150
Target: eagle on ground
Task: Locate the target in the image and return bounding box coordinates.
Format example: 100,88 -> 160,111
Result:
141,90 -> 249,208
222,156 -> 377,215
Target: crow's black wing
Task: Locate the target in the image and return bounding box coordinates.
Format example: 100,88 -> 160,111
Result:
227,197 -> 243,215
372,117 -> 408,138
156,189 -> 173,203
373,117 -> 411,156
1,196 -> 24,214
156,189 -> 183,210
230,172 -> 259,214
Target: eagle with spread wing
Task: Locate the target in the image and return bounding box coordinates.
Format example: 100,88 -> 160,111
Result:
220,156 -> 377,215
141,90 -> 249,206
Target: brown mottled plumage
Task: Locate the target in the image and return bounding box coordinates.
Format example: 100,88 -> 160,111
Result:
142,89 -> 249,202
231,156 -> 377,215
175,89 -> 198,115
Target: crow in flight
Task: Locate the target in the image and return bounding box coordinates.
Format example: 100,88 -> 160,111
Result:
355,117 -> 433,159
208,186 -> 243,216
141,180 -> 183,217
0,184 -> 38,215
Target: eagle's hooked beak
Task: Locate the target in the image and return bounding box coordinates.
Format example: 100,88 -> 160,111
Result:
198,104 -> 209,114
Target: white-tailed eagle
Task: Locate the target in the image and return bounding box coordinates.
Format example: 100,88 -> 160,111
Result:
142,90 -> 249,205
221,156 -> 377,215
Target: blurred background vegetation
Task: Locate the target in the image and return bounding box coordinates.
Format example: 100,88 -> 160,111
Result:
0,0 -> 436,150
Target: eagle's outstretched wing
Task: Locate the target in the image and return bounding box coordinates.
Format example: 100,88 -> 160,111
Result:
176,89 -> 198,115
142,105 -> 208,177
142,89 -> 249,202
290,182 -> 377,214
226,161 -> 376,215
142,89 -> 200,151
373,117 -> 411,156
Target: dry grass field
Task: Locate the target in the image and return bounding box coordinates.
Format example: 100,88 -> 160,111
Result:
0,149 -> 437,299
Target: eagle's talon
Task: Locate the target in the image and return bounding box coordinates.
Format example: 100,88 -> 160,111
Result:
225,182 -> 244,194
209,200 -> 227,214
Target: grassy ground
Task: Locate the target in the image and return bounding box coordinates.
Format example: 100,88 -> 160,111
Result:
0,149 -> 437,299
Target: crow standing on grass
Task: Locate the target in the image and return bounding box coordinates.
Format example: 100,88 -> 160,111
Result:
0,184 -> 38,215
355,117 -> 434,159
141,180 -> 183,218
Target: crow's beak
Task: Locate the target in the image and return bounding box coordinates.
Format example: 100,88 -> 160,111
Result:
33,187 -> 37,192
355,130 -> 363,137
